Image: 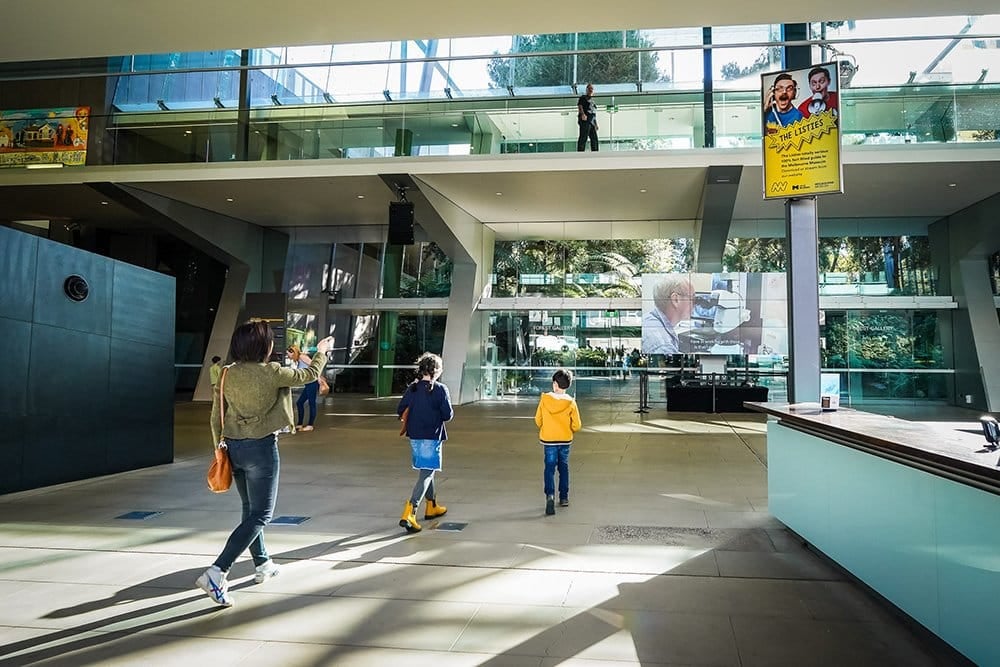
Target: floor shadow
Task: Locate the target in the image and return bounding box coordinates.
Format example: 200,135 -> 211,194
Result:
0,592 -> 218,664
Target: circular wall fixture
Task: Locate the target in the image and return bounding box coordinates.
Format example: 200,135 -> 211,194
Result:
63,275 -> 90,302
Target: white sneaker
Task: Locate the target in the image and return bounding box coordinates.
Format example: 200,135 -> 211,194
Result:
254,559 -> 280,584
196,566 -> 233,607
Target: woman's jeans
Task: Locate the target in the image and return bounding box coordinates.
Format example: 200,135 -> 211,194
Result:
296,381 -> 318,426
543,444 -> 570,499
214,434 -> 279,571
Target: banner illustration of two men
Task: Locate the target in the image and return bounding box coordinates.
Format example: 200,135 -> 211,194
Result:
761,63 -> 842,199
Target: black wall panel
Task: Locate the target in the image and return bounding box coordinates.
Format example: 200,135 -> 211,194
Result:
107,338 -> 174,471
0,226 -> 175,494
0,318 -> 32,418
22,415 -> 107,488
0,417 -> 26,492
112,261 -> 176,347
33,240 -> 113,337
28,325 -> 110,417
0,230 -> 37,322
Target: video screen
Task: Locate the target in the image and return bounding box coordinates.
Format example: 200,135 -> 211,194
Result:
641,273 -> 788,356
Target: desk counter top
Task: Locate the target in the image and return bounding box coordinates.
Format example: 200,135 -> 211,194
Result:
745,402 -> 1000,494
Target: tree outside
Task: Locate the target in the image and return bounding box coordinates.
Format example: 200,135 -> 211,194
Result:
487,31 -> 669,90
492,238 -> 692,297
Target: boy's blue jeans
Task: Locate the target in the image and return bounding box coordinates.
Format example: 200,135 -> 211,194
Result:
543,444 -> 570,499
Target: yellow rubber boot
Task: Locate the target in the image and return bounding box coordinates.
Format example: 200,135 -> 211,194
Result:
399,501 -> 422,533
424,498 -> 448,520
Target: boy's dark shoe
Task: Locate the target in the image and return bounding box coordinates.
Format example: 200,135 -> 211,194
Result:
559,497 -> 569,507
545,496 -> 555,516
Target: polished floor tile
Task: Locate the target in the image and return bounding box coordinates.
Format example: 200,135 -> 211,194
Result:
0,397 -> 969,665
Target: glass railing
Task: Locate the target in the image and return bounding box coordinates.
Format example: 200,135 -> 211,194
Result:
87,82 -> 1000,166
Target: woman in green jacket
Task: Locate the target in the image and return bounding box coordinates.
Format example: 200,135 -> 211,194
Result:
196,321 -> 332,607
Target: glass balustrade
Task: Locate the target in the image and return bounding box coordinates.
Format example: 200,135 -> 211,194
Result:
6,24 -> 1000,164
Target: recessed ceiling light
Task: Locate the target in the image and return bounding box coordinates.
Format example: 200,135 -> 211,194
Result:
451,123 -> 459,127
495,192 -> 502,196
100,201 -> 109,205
639,189 -> 647,193
184,130 -> 192,134
226,197 -> 234,202
948,183 -> 957,187
305,128 -> 312,132
528,143 -> 534,146
357,195 -> 365,199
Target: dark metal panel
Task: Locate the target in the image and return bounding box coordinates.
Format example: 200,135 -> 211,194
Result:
22,414 -> 106,488
0,226 -> 38,323
32,239 -> 112,336
107,337 -> 174,470
28,324 -> 110,418
0,417 -> 26,493
0,318 -> 31,417
111,261 -> 176,349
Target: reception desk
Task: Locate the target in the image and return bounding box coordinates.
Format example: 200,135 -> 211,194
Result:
746,402 -> 1000,666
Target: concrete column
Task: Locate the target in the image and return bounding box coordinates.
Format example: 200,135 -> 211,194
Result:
410,175 -> 495,404
785,197 -> 821,404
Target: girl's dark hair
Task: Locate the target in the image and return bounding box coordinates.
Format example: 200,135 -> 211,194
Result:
229,320 -> 274,363
411,352 -> 443,393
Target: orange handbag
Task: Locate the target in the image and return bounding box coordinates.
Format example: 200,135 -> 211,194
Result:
207,367 -> 233,492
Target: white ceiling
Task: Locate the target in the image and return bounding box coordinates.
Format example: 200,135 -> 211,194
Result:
3,0 -> 1000,64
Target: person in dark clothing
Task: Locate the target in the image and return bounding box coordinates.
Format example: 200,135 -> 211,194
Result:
397,352 -> 454,533
577,83 -> 599,151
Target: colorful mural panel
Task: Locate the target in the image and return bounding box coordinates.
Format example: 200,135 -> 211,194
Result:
0,106 -> 89,167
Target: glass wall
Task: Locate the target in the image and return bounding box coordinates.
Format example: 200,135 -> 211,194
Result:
81,16 -> 1000,164
820,309 -> 951,403
491,239 -> 693,297
722,235 -> 937,295
483,308 -> 644,402
328,310 -> 446,395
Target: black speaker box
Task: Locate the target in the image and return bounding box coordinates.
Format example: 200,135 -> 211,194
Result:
388,202 -> 415,245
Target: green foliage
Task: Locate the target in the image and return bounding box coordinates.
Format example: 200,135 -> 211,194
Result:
400,242 -> 453,298
492,239 -> 691,297
487,31 -> 667,89
532,349 -> 571,367
720,46 -> 782,81
723,238 -> 786,272
575,347 -> 608,367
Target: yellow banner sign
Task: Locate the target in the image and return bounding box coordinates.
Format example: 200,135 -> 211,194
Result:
761,64 -> 843,199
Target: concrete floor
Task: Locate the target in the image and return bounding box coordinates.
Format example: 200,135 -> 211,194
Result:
0,397 -> 971,666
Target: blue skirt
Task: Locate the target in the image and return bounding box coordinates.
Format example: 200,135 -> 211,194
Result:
410,438 -> 443,471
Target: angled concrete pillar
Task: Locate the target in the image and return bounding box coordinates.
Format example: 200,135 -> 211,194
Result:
91,184 -> 288,401
379,174 -> 493,404
929,192 -> 1000,411
694,166 -> 742,272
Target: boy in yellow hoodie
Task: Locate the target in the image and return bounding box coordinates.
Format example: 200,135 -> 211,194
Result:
534,368 -> 583,515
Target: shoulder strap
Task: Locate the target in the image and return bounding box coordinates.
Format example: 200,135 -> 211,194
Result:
218,366 -> 229,438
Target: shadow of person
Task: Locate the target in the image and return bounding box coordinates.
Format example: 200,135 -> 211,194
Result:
43,566 -> 208,619
1,589 -> 219,663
